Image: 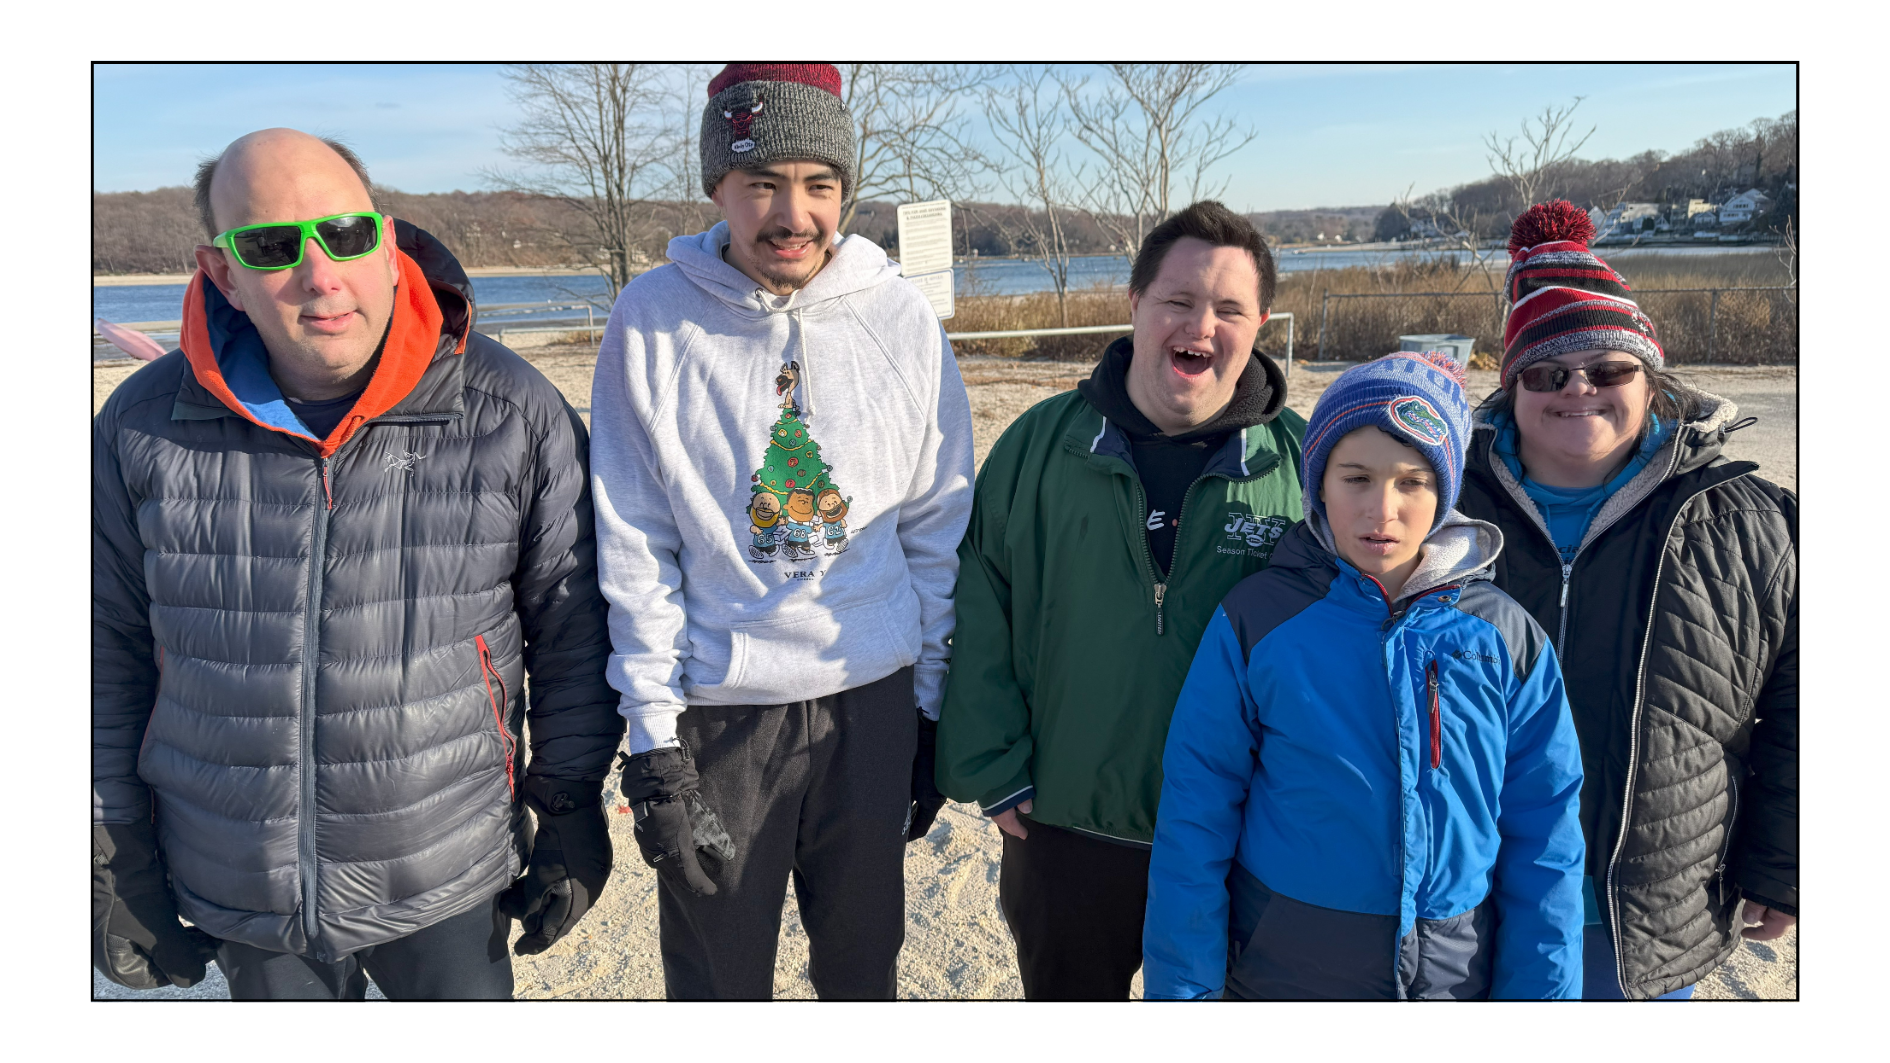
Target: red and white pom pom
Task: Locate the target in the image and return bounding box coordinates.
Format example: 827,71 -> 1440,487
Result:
1507,200 -> 1597,256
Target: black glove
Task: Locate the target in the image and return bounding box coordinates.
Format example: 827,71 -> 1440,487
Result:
92,822 -> 220,990
498,776 -> 613,956
619,745 -> 727,897
907,712 -> 947,843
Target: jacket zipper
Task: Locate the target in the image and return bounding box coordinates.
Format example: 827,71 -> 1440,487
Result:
1126,446 -> 1274,637
1126,476 -> 1166,636
474,635 -> 517,798
1487,440 -> 1681,660
299,454 -> 331,949
1427,660 -> 1442,770
1603,467 -> 1754,998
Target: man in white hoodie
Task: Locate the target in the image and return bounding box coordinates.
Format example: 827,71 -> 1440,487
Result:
589,63 -> 975,1000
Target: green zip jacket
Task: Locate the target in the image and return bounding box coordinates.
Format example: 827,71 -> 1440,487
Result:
937,387 -> 1305,845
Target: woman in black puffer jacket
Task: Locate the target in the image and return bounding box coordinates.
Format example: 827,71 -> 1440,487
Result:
1456,203 -> 1796,1000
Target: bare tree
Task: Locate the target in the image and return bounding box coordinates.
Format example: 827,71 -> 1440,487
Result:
982,65 -> 1083,326
1055,64 -> 1256,253
1484,97 -> 1596,209
485,63 -> 701,298
838,64 -> 996,233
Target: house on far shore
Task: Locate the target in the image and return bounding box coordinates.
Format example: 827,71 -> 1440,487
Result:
1717,189 -> 1775,228
1589,202 -> 1663,239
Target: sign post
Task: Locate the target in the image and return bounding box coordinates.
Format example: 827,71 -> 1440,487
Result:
896,199 -> 955,320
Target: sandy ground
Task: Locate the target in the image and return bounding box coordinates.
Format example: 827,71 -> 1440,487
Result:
90,349 -> 1796,1001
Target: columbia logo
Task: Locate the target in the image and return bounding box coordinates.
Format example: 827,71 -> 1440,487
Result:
1449,649 -> 1502,665
383,451 -> 427,472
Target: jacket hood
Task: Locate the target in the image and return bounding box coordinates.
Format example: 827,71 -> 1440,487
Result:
666,220 -> 904,315
1299,506 -> 1504,604
1077,335 -> 1286,441
179,220 -> 474,457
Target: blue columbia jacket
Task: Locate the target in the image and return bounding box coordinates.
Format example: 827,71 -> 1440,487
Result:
1143,513 -> 1585,999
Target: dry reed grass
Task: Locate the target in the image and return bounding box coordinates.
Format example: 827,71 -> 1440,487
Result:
949,253 -> 1796,366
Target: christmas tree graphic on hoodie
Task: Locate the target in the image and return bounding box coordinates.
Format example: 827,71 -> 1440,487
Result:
747,360 -> 850,563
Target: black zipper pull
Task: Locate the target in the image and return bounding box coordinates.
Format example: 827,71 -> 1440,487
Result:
1153,583 -> 1167,636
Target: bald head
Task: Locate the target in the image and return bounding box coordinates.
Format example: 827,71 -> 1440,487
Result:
193,129 -> 377,239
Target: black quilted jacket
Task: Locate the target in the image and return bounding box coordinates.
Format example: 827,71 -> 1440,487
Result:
1459,385 -> 1796,999
92,224 -> 622,961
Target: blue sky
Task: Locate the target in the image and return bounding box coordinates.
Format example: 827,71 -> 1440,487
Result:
93,63 -> 1796,211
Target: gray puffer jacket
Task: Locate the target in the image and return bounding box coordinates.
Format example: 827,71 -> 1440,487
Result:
1458,383 -> 1796,998
92,223 -> 622,961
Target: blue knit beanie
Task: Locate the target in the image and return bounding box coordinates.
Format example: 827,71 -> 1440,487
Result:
1301,350 -> 1472,530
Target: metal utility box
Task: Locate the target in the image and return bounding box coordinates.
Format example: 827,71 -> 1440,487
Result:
1398,333 -> 1475,364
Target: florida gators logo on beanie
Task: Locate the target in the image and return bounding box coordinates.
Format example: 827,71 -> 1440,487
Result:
1500,200 -> 1663,388
1390,396 -> 1448,446
1301,351 -> 1472,532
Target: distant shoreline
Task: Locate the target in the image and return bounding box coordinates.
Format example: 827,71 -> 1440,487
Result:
95,266 -> 610,287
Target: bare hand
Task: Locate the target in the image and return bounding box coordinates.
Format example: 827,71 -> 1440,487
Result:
992,800 -> 1033,840
1741,902 -> 1797,941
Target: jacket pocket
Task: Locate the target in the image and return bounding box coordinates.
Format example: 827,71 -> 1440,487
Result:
474,635 -> 517,799
1426,660 -> 1442,771
1714,771 -> 1741,905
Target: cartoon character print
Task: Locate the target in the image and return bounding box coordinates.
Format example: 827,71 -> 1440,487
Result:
748,491 -> 783,562
781,488 -> 819,560
817,488 -> 850,554
742,361 -> 853,569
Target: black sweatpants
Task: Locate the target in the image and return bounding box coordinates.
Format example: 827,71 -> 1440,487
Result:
659,666 -> 917,1000
215,894 -> 512,1000
998,814 -> 1151,1000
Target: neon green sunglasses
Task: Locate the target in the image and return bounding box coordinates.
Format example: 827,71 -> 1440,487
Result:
213,212 -> 387,270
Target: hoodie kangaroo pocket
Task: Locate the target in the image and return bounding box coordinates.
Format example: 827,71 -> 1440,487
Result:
721,587 -> 921,702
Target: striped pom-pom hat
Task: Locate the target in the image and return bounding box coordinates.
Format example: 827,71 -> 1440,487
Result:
1302,346 -> 1472,531
1500,200 -> 1663,389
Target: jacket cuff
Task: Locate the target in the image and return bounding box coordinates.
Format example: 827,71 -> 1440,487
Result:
1742,891 -> 1798,918
981,785 -> 1035,817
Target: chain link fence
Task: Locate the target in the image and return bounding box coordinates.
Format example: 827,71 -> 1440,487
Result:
1315,286 -> 1797,365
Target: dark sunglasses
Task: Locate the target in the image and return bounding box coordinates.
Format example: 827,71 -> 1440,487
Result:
1517,361 -> 1643,393
212,212 -> 386,270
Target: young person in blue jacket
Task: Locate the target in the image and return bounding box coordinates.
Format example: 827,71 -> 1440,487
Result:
1143,349 -> 1586,1000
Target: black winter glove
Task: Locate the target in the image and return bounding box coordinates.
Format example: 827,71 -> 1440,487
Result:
907,713 -> 946,843
498,776 -> 614,956
92,822 -> 220,990
619,745 -> 731,897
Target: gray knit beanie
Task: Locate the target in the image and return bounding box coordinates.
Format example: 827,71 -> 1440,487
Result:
699,63 -> 855,200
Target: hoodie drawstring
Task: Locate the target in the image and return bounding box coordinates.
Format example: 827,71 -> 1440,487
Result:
793,307 -> 814,418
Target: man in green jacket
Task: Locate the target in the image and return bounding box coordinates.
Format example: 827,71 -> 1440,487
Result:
936,201 -> 1305,999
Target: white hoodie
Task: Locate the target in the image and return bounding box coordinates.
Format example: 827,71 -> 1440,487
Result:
590,221 -> 974,752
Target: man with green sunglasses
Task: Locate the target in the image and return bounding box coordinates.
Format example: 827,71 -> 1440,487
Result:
212,211 -> 388,272
93,128 -> 624,1000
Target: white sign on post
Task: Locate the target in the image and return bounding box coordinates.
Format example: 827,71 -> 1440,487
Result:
906,269 -> 955,320
896,199 -> 954,279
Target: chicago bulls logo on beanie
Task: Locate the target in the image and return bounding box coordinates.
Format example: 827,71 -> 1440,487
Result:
1301,348 -> 1473,531
700,63 -> 855,199
1500,200 -> 1664,389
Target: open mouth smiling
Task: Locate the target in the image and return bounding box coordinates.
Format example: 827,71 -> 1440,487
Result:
1169,346 -> 1215,378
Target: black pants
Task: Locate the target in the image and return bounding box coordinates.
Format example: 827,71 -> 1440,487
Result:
998,814 -> 1151,1000
659,666 -> 916,1000
215,894 -> 512,1000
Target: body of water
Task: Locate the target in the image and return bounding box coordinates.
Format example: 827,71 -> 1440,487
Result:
94,243 -> 1772,343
